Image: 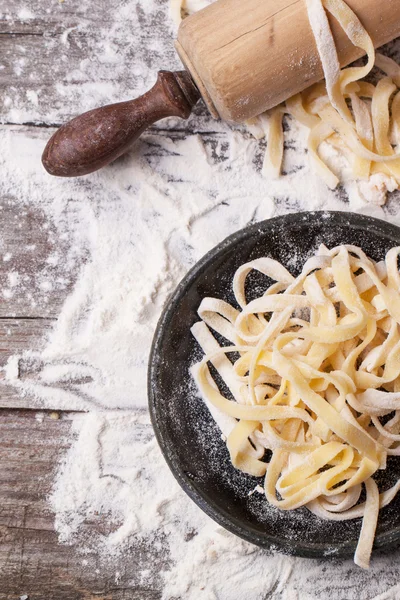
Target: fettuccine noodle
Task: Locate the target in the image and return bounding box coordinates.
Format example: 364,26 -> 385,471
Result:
171,0 -> 400,204
191,244 -> 400,568
259,0 -> 400,203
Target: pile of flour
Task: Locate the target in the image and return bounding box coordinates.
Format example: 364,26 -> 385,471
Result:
2,0 -> 400,598
3,126 -> 400,599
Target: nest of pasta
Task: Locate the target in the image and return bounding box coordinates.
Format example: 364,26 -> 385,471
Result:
191,244 -> 400,568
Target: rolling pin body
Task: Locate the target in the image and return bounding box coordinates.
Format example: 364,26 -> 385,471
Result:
176,0 -> 400,122
43,0 -> 400,176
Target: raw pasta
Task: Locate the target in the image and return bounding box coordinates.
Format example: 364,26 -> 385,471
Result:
260,0 -> 400,202
170,0 -> 211,25
170,0 -> 184,25
191,244 -> 400,568
171,0 -> 400,203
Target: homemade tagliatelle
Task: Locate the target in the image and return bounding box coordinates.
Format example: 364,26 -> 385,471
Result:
253,0 -> 400,201
172,0 -> 400,204
190,244 -> 400,568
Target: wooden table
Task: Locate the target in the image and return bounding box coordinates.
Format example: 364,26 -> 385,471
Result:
2,1 -> 400,599
0,1 -> 194,597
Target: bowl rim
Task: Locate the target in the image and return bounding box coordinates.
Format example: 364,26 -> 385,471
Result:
148,210 -> 400,558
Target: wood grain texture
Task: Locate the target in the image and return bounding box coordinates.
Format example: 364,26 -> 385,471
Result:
0,122 -> 247,411
0,0 -> 181,125
0,118 -> 212,593
0,410 -> 165,600
0,0 -> 183,590
0,319 -> 55,409
0,194 -> 79,319
0,0 -> 228,135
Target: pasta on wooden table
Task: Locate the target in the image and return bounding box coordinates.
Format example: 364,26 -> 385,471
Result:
191,244 -> 400,568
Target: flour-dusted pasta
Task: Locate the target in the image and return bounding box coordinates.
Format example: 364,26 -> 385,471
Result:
263,0 -> 400,197
171,0 -> 400,202
191,244 -> 400,569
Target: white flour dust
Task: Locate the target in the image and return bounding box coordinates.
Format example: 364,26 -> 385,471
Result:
2,0 -> 400,598
3,124 -> 400,598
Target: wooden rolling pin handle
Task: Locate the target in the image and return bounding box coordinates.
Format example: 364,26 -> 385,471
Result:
41,71 -> 200,177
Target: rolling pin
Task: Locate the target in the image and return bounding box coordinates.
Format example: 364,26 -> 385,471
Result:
42,0 -> 400,177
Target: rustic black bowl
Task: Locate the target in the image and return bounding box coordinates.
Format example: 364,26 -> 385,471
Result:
148,211 -> 400,558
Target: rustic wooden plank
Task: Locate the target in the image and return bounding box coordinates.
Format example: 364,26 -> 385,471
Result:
0,318 -> 53,360
0,122 -> 246,322
0,318 -> 55,409
0,0 -> 105,34
0,410 -> 165,600
0,1 -> 251,598
0,0 -> 227,133
0,121 -> 248,410
0,195 -> 78,319
0,125 -> 82,407
0,0 -> 182,126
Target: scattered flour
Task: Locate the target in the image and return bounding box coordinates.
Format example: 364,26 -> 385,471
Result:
18,7 -> 35,20
1,126 -> 400,598
2,0 -> 400,598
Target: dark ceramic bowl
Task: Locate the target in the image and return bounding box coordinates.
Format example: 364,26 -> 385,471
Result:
148,211 -> 400,558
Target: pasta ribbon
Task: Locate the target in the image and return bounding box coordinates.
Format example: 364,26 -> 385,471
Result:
172,0 -> 400,202
191,245 -> 400,568
260,0 -> 400,202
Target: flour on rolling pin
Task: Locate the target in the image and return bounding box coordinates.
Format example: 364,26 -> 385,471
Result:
175,0 -> 400,122
175,0 -> 400,205
41,0 -> 400,204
